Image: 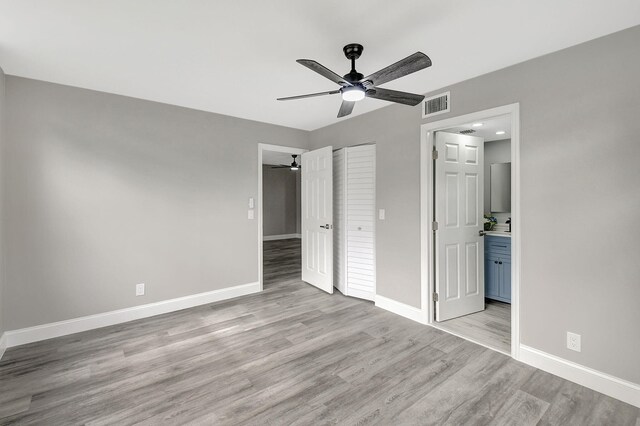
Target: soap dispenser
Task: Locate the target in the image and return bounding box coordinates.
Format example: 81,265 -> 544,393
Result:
506,217 -> 511,233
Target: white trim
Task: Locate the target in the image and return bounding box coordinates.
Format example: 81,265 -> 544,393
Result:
0,333 -> 7,360
2,282 -> 260,348
263,233 -> 301,241
520,344 -> 640,408
420,103 -> 521,359
258,143 -> 307,292
375,295 -> 427,324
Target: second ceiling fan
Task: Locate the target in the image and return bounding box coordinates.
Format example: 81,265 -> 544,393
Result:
278,43 -> 432,118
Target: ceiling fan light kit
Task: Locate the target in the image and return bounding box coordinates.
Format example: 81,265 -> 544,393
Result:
277,43 -> 432,118
341,86 -> 365,102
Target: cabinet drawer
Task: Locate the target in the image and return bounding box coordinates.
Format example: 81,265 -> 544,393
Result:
485,237 -> 511,256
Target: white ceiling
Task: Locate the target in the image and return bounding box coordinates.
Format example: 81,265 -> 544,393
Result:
441,115 -> 511,142
1,1 -> 639,131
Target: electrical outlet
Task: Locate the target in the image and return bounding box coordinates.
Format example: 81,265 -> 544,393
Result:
567,332 -> 581,352
248,210 -> 255,220
136,283 -> 145,296
379,209 -> 386,220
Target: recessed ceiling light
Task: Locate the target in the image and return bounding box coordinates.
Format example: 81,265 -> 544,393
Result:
496,130 -> 506,135
472,123 -> 483,127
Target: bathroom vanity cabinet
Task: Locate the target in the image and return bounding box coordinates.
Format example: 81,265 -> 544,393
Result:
485,235 -> 511,303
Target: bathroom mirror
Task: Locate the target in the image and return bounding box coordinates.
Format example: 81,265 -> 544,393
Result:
490,162 -> 511,213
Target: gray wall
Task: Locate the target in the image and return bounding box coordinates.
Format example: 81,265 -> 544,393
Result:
310,26 -> 640,384
3,76 -> 308,330
0,65 -> 5,335
262,165 -> 300,236
484,139 -> 511,215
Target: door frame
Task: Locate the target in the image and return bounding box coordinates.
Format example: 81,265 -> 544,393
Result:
420,103 -> 521,359
258,143 -> 307,291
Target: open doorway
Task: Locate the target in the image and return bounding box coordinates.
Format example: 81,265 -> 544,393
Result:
420,104 -> 520,357
258,144 -> 306,291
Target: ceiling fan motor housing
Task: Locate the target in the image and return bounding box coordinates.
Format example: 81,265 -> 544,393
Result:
343,43 -> 364,83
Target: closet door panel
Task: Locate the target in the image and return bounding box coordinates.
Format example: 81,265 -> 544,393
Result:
345,145 -> 376,301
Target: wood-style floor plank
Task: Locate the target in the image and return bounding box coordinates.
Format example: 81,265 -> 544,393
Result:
435,298 -> 511,353
0,238 -> 637,425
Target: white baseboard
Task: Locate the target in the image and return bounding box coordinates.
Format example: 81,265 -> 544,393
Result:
2,281 -> 261,351
0,332 -> 7,360
263,233 -> 301,241
520,344 -> 640,408
375,295 -> 426,324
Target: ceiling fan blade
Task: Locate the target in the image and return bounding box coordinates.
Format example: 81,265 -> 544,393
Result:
297,59 -> 352,86
277,89 -> 340,101
361,52 -> 432,86
366,87 -> 424,106
337,100 -> 355,118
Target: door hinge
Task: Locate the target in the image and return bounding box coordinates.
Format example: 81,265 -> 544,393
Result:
432,149 -> 439,160
433,292 -> 439,302
432,221 -> 438,231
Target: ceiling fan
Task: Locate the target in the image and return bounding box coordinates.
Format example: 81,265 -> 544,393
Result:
271,154 -> 301,171
277,43 -> 432,118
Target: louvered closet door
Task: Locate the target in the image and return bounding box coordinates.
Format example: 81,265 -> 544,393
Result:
345,145 -> 376,301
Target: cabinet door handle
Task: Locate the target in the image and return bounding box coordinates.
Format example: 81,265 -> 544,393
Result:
499,261 -> 503,264
494,261 -> 498,264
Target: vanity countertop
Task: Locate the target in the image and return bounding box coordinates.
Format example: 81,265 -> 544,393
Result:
485,231 -> 511,238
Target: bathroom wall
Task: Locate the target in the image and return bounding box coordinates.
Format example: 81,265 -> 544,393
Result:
484,139 -> 511,224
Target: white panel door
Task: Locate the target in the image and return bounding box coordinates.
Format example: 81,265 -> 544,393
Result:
333,149 -> 346,294
435,132 -> 484,321
302,146 -> 334,294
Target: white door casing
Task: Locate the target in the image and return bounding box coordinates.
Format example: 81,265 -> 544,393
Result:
435,132 -> 485,321
301,146 -> 334,293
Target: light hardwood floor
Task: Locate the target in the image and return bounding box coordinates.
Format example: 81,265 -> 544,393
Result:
0,238 -> 637,425
436,299 -> 511,354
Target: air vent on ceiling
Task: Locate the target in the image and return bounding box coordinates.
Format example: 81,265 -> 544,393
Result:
422,91 -> 450,118
459,129 -> 476,135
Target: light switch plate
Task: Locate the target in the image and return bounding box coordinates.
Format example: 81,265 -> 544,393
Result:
248,197 -> 254,209
248,210 -> 255,220
136,283 -> 145,296
379,209 -> 386,220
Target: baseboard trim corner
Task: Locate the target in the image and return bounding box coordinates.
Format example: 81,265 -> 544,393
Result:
519,344 -> 640,408
0,332 -> 7,361
375,295 -> 426,324
263,233 -> 301,241
4,281 -> 261,349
